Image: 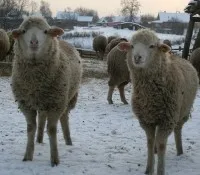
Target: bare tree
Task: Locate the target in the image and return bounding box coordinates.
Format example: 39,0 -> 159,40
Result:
0,0 -> 16,16
30,0 -> 38,14
140,14 -> 156,26
40,0 -> 52,18
74,7 -> 99,23
16,0 -> 29,15
120,0 -> 140,22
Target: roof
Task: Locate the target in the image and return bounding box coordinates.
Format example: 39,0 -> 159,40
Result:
152,12 -> 190,23
56,11 -> 78,20
77,16 -> 93,22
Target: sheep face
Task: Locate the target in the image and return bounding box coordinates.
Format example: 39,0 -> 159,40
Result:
118,29 -> 171,68
15,27 -> 48,56
12,17 -> 64,59
118,42 -> 171,68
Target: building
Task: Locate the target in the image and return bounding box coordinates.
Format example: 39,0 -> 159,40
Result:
77,16 -> 93,26
150,11 -> 190,35
55,11 -> 93,27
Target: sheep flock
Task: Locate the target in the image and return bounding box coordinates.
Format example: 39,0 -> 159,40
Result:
0,16 -> 199,175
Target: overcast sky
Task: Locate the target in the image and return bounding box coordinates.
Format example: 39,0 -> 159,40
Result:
35,0 -> 189,17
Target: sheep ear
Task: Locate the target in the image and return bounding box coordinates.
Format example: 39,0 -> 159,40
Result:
48,27 -> 64,37
12,29 -> 22,39
158,43 -> 171,53
117,42 -> 132,52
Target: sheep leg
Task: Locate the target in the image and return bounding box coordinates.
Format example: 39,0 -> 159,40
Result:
60,112 -> 72,145
36,111 -> 47,143
107,86 -> 115,104
118,82 -> 128,104
99,52 -> 104,60
96,51 -> 99,59
47,112 -> 59,166
22,109 -> 37,161
174,125 -> 183,156
156,126 -> 173,175
141,123 -> 156,175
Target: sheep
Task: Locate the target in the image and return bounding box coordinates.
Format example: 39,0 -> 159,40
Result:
93,35 -> 107,60
0,29 -> 10,61
107,35 -> 118,44
107,38 -> 130,104
118,29 -> 198,175
190,47 -> 200,81
11,16 -> 82,166
163,39 -> 171,48
106,37 -> 128,53
5,31 -> 15,62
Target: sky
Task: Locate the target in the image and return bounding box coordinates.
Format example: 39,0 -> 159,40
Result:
34,0 -> 190,17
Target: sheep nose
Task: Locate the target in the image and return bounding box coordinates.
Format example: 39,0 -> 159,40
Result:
30,39 -> 39,46
134,55 -> 142,63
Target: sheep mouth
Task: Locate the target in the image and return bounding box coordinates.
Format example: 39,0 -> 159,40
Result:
30,46 -> 39,51
134,60 -> 144,65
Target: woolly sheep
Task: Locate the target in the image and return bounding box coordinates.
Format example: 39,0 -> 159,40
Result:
118,29 -> 198,175
93,35 -> 107,60
107,38 -> 130,104
190,47 -> 200,82
106,37 -> 128,53
0,29 -> 10,61
107,35 -> 118,44
11,16 -> 82,166
163,39 -> 172,48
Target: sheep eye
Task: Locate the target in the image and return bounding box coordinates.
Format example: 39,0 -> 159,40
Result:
44,30 -> 48,34
131,45 -> 134,49
22,30 -> 26,34
149,45 -> 155,48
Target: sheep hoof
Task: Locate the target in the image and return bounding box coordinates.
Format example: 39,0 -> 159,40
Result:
123,101 -> 128,105
66,139 -> 72,146
177,151 -> 183,156
108,100 -> 113,104
51,158 -> 60,167
145,167 -> 154,175
23,154 -> 33,161
36,138 -> 43,144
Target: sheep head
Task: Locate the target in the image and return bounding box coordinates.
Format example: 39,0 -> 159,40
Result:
12,16 -> 64,59
118,29 -> 171,68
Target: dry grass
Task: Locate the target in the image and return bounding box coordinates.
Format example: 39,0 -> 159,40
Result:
82,58 -> 108,80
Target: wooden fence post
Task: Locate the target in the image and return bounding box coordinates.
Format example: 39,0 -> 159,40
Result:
182,18 -> 195,59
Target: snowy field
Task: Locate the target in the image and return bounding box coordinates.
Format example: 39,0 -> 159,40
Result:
0,76 -> 200,175
63,26 -> 186,51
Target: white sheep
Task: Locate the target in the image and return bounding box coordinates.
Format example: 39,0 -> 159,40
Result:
118,29 -> 198,175
11,16 -> 82,166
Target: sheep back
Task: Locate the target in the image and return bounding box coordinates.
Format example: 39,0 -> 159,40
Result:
163,39 -> 172,48
107,36 -> 118,44
107,46 -> 129,86
106,38 -> 128,53
0,29 -> 10,61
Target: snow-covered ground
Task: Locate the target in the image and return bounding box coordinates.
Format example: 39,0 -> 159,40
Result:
0,76 -> 200,175
63,26 -> 186,51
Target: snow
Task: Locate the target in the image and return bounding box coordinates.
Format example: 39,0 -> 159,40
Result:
63,27 -> 185,50
0,76 -> 200,175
